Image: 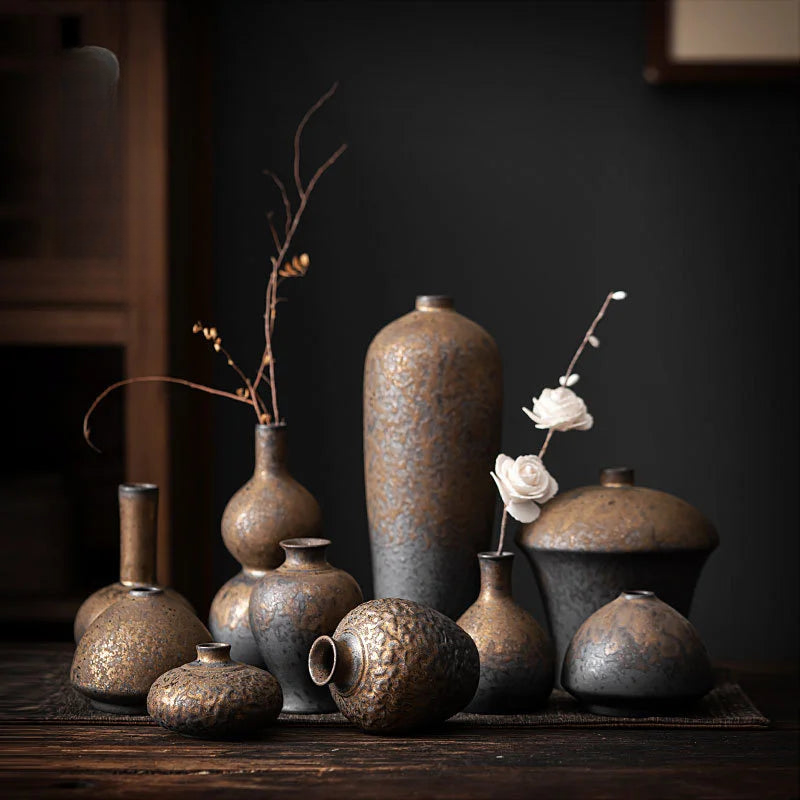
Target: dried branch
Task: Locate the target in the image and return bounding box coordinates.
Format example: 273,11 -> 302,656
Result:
293,80 -> 339,197
495,508 -> 509,556
263,170 -> 292,238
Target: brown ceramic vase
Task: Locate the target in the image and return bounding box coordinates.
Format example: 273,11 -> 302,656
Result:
209,424 -> 322,666
73,484 -> 191,643
71,587 -> 211,714
562,590 -> 714,716
249,538 -> 362,713
516,467 -> 718,680
308,597 -> 480,734
457,552 -> 554,713
147,643 -> 282,738
364,295 -> 503,620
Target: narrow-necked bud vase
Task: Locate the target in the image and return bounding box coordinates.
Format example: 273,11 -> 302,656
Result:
210,424 -> 323,666
562,590 -> 714,716
249,537 -> 362,713
71,587 -> 211,714
74,484 -> 191,642
457,552 -> 554,713
308,598 -> 480,734
147,643 -> 282,739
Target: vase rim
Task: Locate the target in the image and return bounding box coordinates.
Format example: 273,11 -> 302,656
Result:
621,589 -> 656,600
128,586 -> 162,598
308,635 -> 337,686
477,550 -> 514,561
119,482 -> 158,494
256,422 -> 287,431
280,537 -> 330,550
415,294 -> 453,311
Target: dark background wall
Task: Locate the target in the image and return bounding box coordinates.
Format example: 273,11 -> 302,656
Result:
211,1 -> 798,660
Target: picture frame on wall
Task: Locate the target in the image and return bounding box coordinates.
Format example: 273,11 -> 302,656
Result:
645,0 -> 800,84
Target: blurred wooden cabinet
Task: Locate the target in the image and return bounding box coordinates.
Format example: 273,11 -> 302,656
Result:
0,0 -> 212,633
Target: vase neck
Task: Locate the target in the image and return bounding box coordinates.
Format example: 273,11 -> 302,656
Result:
280,538 -> 331,570
196,643 -> 232,665
309,632 -> 362,693
254,424 -> 288,475
118,483 -> 158,586
478,552 -> 514,600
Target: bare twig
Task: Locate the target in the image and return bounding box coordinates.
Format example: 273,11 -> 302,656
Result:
263,170 -> 292,237
293,81 -> 339,197
495,508 -> 509,555
562,292 -> 615,386
538,429 -> 555,460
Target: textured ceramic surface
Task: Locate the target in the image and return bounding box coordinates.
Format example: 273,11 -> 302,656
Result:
517,467 -> 718,677
308,597 -> 479,734
249,538 -> 362,713
457,552 -> 554,713
147,643 -> 282,738
209,424 -> 322,666
562,590 -> 713,716
74,484 -> 190,642
364,296 -> 502,619
71,587 -> 211,714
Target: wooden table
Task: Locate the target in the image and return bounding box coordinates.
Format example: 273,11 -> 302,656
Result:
0,644 -> 797,799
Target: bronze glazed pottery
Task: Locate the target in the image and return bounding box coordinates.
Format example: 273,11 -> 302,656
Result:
249,538 -> 362,713
71,587 -> 212,714
308,597 -> 480,734
364,295 -> 502,619
517,467 -> 718,678
562,590 -> 713,716
210,424 -> 322,666
74,484 -> 191,642
457,552 -> 554,713
147,643 -> 282,738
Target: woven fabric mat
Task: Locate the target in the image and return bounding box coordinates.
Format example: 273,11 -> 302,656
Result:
0,648 -> 768,729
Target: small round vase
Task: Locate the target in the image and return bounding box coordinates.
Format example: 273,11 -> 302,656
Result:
71,587 -> 211,714
457,552 -> 554,713
209,424 -> 323,666
249,538 -> 362,713
147,643 -> 282,739
308,598 -> 480,734
562,590 -> 714,717
74,484 -> 191,642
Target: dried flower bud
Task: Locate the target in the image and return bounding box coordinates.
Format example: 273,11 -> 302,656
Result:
192,322 -> 201,334
227,359 -> 233,366
235,388 -> 244,397
611,291 -> 627,300
213,342 -> 221,352
299,253 -> 310,268
263,354 -> 271,365
588,335 -> 600,348
260,413 -> 269,424
202,327 -> 210,339
558,374 -> 580,387
209,327 -> 218,339
243,388 -> 250,399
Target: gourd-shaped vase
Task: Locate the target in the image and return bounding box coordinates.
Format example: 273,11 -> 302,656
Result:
209,424 -> 322,666
457,552 -> 554,713
71,587 -> 211,714
562,590 -> 714,716
249,538 -> 362,713
308,598 -> 480,734
364,295 -> 502,619
74,483 -> 191,642
147,643 -> 283,738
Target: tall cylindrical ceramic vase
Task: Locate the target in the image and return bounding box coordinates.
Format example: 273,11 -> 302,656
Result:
209,424 -> 322,666
364,295 -> 502,619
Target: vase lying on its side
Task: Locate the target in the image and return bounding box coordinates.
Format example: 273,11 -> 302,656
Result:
209,424 -> 322,666
457,552 -> 554,713
562,590 -> 713,716
249,538 -> 362,713
74,483 -> 191,643
147,642 -> 282,739
308,597 -> 479,733
516,467 -> 718,680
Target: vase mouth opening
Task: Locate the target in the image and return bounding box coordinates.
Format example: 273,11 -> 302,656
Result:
280,537 -> 331,550
119,482 -> 158,495
621,589 -> 655,600
600,467 -> 634,487
128,586 -> 162,598
256,422 -> 287,431
415,294 -> 453,311
477,550 -> 514,561
196,642 -> 232,663
308,635 -> 337,686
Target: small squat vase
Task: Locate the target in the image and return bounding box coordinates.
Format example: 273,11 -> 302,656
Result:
308,598 -> 480,734
71,587 -> 211,714
562,590 -> 714,717
73,484 -> 191,642
457,552 -> 554,713
249,538 -> 362,713
209,424 -> 323,666
147,643 -> 282,739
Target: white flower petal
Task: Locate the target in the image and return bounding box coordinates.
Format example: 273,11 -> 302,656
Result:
566,373 -> 580,387
588,335 -> 600,348
558,376 -> 567,386
611,290 -> 627,300
490,471 -> 511,506
506,499 -> 541,524
522,406 -> 536,422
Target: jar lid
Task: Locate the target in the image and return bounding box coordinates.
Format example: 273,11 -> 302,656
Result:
518,467 -> 718,553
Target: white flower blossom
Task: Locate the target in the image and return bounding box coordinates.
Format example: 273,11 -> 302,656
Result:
558,373 -> 580,387
611,290 -> 627,300
491,454 -> 558,523
588,335 -> 600,348
522,386 -> 593,432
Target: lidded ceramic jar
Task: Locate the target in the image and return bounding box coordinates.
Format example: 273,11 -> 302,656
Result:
71,587 -> 211,714
209,424 -> 322,666
249,538 -> 362,713
457,552 -> 554,713
562,590 -> 714,716
147,643 -> 282,738
308,597 -> 480,733
74,484 -> 191,642
516,467 -> 718,677
364,295 -> 503,620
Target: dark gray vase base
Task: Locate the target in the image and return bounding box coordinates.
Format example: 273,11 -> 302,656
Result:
281,698 -> 338,715
576,695 -> 707,718
466,696 -> 550,715
90,699 -> 146,715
